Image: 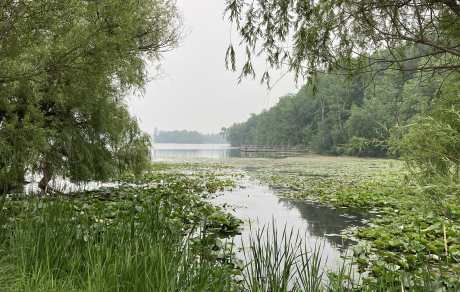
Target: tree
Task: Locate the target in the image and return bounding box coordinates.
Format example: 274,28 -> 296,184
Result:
389,73 -> 460,220
0,0 -> 186,191
224,0 -> 460,87
222,68 -> 437,155
153,130 -> 214,144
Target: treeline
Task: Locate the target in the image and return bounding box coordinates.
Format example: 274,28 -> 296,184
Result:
153,129 -> 227,144
221,72 -> 439,156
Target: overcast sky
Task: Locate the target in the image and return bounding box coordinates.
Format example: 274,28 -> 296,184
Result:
128,0 -> 299,135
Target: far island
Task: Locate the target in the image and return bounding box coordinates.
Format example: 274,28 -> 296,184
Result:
152,128 -> 227,144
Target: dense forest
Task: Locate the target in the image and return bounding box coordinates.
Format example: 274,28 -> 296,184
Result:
221,70 -> 440,156
153,129 -> 227,144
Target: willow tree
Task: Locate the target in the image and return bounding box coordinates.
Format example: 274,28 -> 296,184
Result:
0,0 -> 186,191
224,0 -> 460,86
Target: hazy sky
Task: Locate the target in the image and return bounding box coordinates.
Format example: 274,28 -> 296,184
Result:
128,0 -> 299,135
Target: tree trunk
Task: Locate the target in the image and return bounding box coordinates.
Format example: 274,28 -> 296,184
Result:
320,95 -> 325,143
336,94 -> 342,129
38,152 -> 54,193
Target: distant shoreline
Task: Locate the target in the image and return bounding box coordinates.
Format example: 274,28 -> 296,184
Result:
153,142 -> 230,144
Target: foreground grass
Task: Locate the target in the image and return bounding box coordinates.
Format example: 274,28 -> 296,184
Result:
0,200 -> 441,292
1,200 -> 238,291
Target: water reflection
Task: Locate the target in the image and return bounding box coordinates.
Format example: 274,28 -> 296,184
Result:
210,178 -> 371,271
154,147 -> 241,158
278,198 -> 374,249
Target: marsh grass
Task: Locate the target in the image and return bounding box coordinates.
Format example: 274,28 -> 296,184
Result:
242,221 -> 324,291
0,188 -> 7,239
0,197 -> 237,292
242,220 -> 449,292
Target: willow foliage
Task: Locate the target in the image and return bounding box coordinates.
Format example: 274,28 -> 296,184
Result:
224,0 -> 460,87
389,74 -> 460,219
0,0 -> 186,189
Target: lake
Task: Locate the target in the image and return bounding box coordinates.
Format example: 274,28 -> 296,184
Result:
153,143 -> 308,159
16,143 -> 306,193
153,143 -> 239,158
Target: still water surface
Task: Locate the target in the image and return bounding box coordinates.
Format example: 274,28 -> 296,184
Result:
153,143 -> 307,159
155,144 -> 370,256
153,143 -> 239,158
154,143 -> 372,280
211,176 -> 372,276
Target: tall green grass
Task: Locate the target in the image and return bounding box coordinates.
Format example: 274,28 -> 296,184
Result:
0,198 -> 236,292
242,221 -> 341,292
242,220 -> 452,292
0,188 -> 7,239
242,222 -> 317,291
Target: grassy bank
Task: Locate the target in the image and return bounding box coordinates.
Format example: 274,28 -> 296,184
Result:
1,159 -> 459,291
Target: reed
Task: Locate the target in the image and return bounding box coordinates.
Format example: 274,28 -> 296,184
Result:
242,220 -> 445,292
0,197 -> 236,292
242,221 -> 330,292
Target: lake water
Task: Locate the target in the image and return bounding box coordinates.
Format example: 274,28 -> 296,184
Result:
153,143 -> 371,246
211,176 -> 373,285
153,143 -> 239,158
15,143 -> 306,193
152,143 -> 308,159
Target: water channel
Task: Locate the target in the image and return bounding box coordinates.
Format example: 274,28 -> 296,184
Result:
210,175 -> 373,275
152,144 -> 373,276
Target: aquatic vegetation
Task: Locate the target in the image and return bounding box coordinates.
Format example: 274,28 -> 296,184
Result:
2,163 -> 244,237
247,159 -> 406,209
238,158 -> 460,290
343,213 -> 460,290
1,199 -> 242,291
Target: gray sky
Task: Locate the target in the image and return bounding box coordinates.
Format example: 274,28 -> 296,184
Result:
129,0 -> 299,135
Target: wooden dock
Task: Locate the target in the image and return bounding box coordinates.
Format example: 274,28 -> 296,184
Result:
239,145 -> 308,152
